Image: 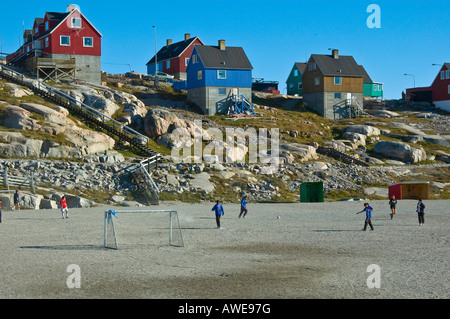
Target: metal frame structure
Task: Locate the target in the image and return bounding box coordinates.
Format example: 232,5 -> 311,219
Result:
104,210 -> 184,250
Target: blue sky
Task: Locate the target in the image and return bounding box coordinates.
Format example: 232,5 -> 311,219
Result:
0,0 -> 448,99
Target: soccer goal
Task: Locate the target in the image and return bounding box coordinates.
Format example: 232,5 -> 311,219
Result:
104,210 -> 184,250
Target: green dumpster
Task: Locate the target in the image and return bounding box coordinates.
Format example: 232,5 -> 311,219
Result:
300,182 -> 324,203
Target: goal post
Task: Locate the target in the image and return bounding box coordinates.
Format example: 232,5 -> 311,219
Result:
104,210 -> 184,250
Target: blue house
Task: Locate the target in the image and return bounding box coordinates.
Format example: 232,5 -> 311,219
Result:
186,40 -> 253,115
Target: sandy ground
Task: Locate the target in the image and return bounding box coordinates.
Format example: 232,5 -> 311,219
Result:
0,200 -> 448,299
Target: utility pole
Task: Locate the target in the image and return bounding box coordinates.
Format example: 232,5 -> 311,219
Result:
153,25 -> 159,87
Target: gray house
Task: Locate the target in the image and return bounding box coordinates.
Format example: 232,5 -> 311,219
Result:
302,50 -> 365,119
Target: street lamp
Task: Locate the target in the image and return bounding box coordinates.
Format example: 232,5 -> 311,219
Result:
152,25 -> 159,87
404,73 -> 416,88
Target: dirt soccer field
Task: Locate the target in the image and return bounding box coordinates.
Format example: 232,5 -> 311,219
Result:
0,200 -> 448,299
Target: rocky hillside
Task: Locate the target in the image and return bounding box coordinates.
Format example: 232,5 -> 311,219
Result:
0,75 -> 449,209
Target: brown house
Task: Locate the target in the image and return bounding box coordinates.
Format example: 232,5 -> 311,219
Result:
302,50 -> 365,119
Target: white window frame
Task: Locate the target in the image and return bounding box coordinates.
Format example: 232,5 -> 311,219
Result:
60,35 -> 70,46
217,70 -> 226,80
334,76 -> 342,85
71,17 -> 82,29
185,58 -> 190,66
83,37 -> 93,47
441,71 -> 445,80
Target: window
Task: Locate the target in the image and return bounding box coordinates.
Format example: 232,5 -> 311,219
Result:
45,21 -> 49,30
60,36 -> 70,46
289,84 -> 294,91
218,88 -> 226,95
294,69 -> 299,77
45,37 -> 49,48
441,71 -> 445,80
72,17 -> 82,28
446,70 -> 450,79
298,83 -> 303,90
197,70 -> 202,80
83,37 -> 93,47
217,70 -> 226,79
166,60 -> 170,69
334,93 -> 342,99
185,58 -> 190,66
334,76 -> 342,85
308,62 -> 316,72
315,77 -> 320,86
192,55 -> 197,64
448,85 -> 450,94
35,27 -> 39,34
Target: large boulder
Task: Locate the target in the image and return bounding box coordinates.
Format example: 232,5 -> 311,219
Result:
344,125 -> 381,137
143,108 -> 203,139
0,102 -> 115,159
373,141 -> 427,163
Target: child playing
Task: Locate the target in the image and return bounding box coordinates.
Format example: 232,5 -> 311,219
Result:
357,202 -> 374,231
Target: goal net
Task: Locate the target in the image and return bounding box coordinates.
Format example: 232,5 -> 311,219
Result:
104,210 -> 184,250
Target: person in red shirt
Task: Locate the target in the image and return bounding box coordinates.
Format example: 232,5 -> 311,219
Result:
60,196 -> 69,219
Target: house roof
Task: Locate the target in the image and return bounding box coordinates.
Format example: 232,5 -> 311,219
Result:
358,65 -> 373,83
45,11 -> 70,21
311,54 -> 364,77
295,62 -> 307,74
194,45 -> 253,70
146,36 -> 203,65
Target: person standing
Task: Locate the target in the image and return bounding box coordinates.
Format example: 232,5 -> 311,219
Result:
239,196 -> 248,219
212,200 -> 225,229
389,195 -> 397,220
60,196 -> 69,219
357,203 -> 374,231
417,199 -> 425,226
12,190 -> 20,211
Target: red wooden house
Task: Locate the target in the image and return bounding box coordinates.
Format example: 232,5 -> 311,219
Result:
7,5 -> 102,84
146,34 -> 204,80
406,63 -> 450,113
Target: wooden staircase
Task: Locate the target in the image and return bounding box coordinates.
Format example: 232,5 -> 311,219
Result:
318,140 -> 370,167
0,64 -> 156,157
0,64 -> 162,202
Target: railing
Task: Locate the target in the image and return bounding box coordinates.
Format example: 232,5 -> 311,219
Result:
139,155 -> 161,195
0,64 -> 151,149
231,93 -> 256,116
0,169 -> 35,193
331,140 -> 370,163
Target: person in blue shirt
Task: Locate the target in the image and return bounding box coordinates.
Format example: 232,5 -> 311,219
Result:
239,196 -> 248,219
357,203 -> 374,231
212,200 -> 225,229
